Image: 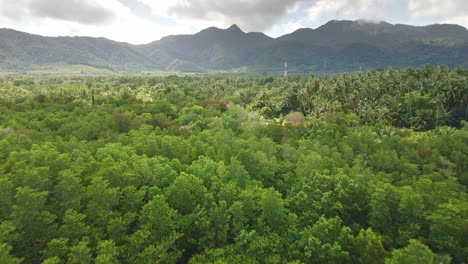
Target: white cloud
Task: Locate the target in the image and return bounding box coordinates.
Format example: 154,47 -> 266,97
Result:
407,0 -> 468,28
307,0 -> 391,22
305,0 -> 468,29
1,0 -> 467,44
137,0 -> 304,32
0,0 -> 170,44
444,16 -> 468,29
408,0 -> 468,19
267,21 -> 306,37
136,0 -> 175,17
0,0 -> 122,24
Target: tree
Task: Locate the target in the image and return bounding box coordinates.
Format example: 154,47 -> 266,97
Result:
58,210 -> 90,244
385,239 -> 433,264
396,187 -> 425,246
298,216 -> 352,263
68,240 -> 92,264
369,184 -> 399,245
106,214 -> 134,245
222,158 -> 250,188
187,156 -> 220,189
85,177 -> 118,227
52,170 -> 83,218
43,238 -> 69,262
127,230 -> 182,264
136,234 -> 182,264
166,173 -> 207,215
428,200 -> 468,261
259,188 -> 288,234
95,240 -> 119,264
0,178 -> 15,219
12,187 -> 56,261
0,243 -> 22,264
139,195 -> 178,239
42,256 -> 60,264
206,200 -> 230,248
0,221 -> 22,264
351,228 -> 387,264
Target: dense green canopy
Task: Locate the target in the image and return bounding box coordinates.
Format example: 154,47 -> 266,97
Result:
0,66 -> 467,263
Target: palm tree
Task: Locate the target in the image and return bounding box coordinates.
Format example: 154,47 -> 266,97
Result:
297,87 -> 311,116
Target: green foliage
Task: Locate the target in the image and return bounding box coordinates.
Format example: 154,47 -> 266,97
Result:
166,173 -> 207,215
385,239 -> 434,264
12,187 -> 56,260
351,228 -> 387,264
428,200 -> 468,259
68,240 -> 92,264
95,240 -> 119,264
0,243 -> 22,264
299,216 -> 352,263
0,71 -> 466,263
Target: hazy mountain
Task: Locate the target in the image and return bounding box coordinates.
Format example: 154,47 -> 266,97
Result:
279,20 -> 468,47
140,24 -> 274,71
1,19 -> 467,73
254,20 -> 468,73
0,28 -> 154,71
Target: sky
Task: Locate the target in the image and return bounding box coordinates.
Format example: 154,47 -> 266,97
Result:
0,0 -> 467,44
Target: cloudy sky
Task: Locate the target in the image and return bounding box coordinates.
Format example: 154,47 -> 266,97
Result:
1,0 -> 467,44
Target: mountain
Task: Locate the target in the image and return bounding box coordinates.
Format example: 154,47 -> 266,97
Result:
140,24 -> 274,71
1,20 -> 468,73
0,28 -> 155,71
273,20 -> 468,72
279,20 -> 468,47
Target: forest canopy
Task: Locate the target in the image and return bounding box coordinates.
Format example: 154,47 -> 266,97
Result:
0,65 -> 467,263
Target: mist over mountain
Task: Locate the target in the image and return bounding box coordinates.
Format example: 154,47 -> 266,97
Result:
1,19 -> 467,73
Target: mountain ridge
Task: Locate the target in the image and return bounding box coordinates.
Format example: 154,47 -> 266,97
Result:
1,20 -> 467,73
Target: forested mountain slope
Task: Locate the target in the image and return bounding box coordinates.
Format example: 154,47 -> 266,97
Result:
0,29 -> 154,71
1,20 -> 468,72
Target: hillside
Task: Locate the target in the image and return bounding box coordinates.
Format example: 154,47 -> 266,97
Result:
0,29 -> 156,71
1,20 -> 468,73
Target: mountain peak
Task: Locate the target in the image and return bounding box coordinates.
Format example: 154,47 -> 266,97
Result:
227,24 -> 243,33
